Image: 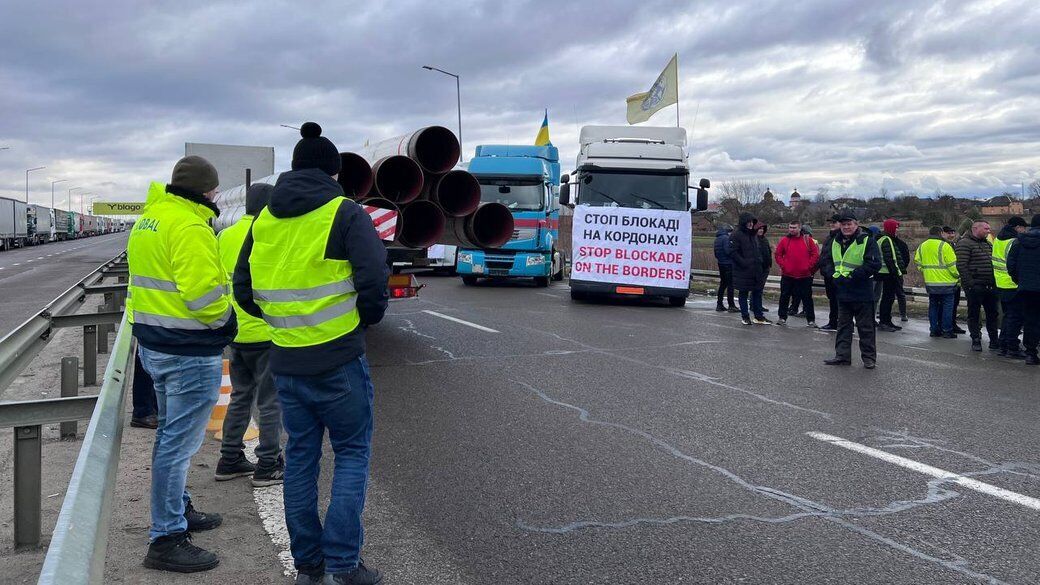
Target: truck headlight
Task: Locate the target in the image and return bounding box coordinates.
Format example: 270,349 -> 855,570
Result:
526,255 -> 546,266
457,252 -> 473,264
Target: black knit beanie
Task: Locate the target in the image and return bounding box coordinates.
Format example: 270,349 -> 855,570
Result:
292,122 -> 341,176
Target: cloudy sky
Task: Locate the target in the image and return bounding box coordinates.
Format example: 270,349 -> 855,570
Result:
2,0 -> 1039,208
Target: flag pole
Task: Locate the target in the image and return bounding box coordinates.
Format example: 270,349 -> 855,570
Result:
675,53 -> 680,128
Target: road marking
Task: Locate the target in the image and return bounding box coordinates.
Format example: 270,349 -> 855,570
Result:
13,263 -> 20,266
808,431 -> 1040,512
244,438 -> 295,577
422,310 -> 500,333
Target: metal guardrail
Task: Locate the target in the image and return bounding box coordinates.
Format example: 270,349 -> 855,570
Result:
0,251 -> 129,552
689,269 -> 930,300
38,318 -> 134,585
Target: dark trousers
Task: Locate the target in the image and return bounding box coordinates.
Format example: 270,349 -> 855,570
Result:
965,286 -> 1000,343
823,276 -> 839,326
132,352 -> 158,419
895,276 -> 908,318
953,287 -> 962,327
717,265 -> 735,307
877,275 -> 900,325
274,356 -> 374,575
999,289 -> 1024,351
835,301 -> 877,363
778,276 -> 815,322
738,288 -> 764,320
928,292 -> 956,334
220,344 -> 283,466
1021,291 -> 1040,356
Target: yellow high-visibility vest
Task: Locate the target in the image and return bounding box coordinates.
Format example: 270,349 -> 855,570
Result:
218,215 -> 272,344
876,235 -> 903,276
832,238 -> 867,278
914,238 -> 959,286
248,197 -> 360,348
992,238 -> 1017,290
127,182 -> 233,331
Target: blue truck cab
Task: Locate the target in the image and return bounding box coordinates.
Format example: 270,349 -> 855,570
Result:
456,145 -> 564,287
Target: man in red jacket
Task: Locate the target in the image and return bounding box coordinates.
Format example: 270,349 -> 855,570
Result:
775,219 -> 820,326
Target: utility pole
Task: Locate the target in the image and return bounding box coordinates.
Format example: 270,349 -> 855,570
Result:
51,179 -> 68,209
422,65 -> 463,161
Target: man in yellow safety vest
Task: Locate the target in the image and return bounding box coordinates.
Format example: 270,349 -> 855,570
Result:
992,216 -> 1029,358
915,226 -> 960,338
819,212 -> 882,368
129,155 -> 236,573
233,122 -> 389,585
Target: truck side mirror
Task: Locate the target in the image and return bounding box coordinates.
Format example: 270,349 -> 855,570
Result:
560,182 -> 572,206
561,174 -> 570,184
696,188 -> 709,211
699,178 -> 711,189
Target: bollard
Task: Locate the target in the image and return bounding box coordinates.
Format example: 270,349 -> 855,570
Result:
60,357 -> 79,439
13,425 -> 42,548
97,308 -> 109,355
83,325 -> 97,386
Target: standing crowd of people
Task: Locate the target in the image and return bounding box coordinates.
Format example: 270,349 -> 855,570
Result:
714,211 -> 1040,368
127,123 -> 389,584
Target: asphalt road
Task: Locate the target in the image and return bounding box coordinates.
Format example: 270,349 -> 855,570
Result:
0,233 -> 129,335
328,276 -> 1040,585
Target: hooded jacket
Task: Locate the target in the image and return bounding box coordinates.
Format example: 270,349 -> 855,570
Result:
1008,227 -> 1040,292
818,227 -> 882,302
714,227 -> 733,266
774,231 -> 819,279
756,226 -> 773,289
233,169 -> 390,375
728,213 -> 765,290
955,233 -> 995,289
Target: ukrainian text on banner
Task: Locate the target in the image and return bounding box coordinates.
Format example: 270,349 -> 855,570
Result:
570,205 -> 691,289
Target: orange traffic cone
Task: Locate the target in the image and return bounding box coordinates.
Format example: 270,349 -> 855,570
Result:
207,360 -> 232,433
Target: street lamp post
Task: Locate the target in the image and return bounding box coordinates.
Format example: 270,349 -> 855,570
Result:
51,179 -> 68,209
279,124 -> 300,131
80,193 -> 93,215
422,65 -> 462,160
68,187 -> 81,212
25,166 -> 46,203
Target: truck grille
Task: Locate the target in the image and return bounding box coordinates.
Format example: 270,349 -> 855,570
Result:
485,253 -> 514,275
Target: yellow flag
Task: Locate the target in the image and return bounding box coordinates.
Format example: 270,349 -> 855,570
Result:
626,54 -> 678,124
534,110 -> 551,146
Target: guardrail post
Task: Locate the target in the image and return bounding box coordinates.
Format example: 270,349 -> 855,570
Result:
97,308 -> 109,355
83,325 -> 97,386
13,424 -> 42,548
60,357 -> 79,439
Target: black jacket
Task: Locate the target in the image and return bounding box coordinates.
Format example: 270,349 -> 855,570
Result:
818,228 -> 882,303
729,214 -> 764,290
893,235 -> 911,273
233,169 -> 390,375
1008,227 -> 1040,292
756,237 -> 772,289
955,234 -> 995,289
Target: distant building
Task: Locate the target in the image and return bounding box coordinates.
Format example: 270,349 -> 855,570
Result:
789,188 -> 805,210
977,195 -> 1024,216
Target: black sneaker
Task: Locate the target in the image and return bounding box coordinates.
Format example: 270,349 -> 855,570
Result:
329,560 -> 383,584
942,332 -> 958,339
929,331 -> 942,337
715,304 -> 727,312
824,357 -> 852,366
727,306 -> 741,313
989,341 -> 1000,351
1006,349 -> 1027,360
877,323 -> 899,333
953,325 -> 967,334
863,361 -> 877,369
130,415 -> 158,429
215,456 -> 256,481
819,323 -> 837,331
295,571 -> 325,584
252,457 -> 285,487
900,316 -> 909,322
1026,354 -> 1040,366
971,339 -> 982,352
741,317 -> 752,326
143,532 -> 219,573
185,500 -> 222,532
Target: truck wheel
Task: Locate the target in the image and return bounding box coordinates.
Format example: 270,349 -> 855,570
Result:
462,275 -> 478,286
570,289 -> 587,301
668,295 -> 688,308
534,276 -> 550,288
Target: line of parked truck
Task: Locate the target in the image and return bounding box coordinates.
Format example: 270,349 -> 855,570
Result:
0,196 -> 128,251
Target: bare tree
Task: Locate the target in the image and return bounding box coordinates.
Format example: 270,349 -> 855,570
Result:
814,186 -> 830,203
1030,180 -> 1040,199
878,186 -> 889,199
718,179 -> 767,206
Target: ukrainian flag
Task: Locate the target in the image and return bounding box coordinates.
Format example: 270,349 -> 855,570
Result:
534,110 -> 551,146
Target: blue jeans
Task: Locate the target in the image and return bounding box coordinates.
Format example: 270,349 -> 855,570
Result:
138,347 -> 222,540
274,356 -> 374,575
738,288 -> 764,320
928,292 -> 955,334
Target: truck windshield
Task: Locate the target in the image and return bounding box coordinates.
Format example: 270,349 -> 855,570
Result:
478,178 -> 544,211
579,170 -> 687,211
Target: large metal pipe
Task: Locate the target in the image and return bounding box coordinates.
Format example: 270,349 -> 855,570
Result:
441,203 -> 514,249
338,153 -> 373,199
370,156 -> 424,203
424,169 -> 480,217
363,126 -> 460,175
397,200 -> 445,249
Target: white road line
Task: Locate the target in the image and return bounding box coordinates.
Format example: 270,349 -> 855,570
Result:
808,431 -> 1040,512
421,310 -> 500,333
13,263 -> 20,266
244,438 -> 295,577
36,256 -> 44,260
